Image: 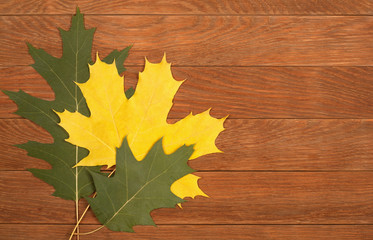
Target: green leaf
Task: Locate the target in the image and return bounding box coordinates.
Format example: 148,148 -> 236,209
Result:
3,8 -> 131,201
87,137 -> 195,232
23,141 -> 96,200
125,87 -> 135,99
103,46 -> 132,74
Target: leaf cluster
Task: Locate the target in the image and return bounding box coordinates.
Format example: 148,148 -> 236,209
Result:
3,8 -> 197,235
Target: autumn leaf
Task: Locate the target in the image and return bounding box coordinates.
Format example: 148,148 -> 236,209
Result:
56,54 -> 226,199
87,137 -> 194,232
3,8 -> 131,200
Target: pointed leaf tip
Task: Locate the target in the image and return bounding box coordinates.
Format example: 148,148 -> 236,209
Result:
221,114 -> 229,122
162,52 -> 167,61
26,42 -> 36,53
1,89 -> 10,95
96,52 -> 101,62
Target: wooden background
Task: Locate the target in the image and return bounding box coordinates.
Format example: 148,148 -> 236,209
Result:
1,0 -> 373,239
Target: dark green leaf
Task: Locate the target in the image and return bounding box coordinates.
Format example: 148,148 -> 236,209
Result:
3,8 -> 131,201
125,87 -> 135,99
23,140 -> 98,200
87,138 -> 194,232
103,46 -> 132,74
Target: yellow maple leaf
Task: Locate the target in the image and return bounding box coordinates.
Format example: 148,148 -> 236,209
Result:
56,53 -> 226,199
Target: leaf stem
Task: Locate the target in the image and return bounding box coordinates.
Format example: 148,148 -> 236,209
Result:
69,168 -> 116,238
75,225 -> 105,236
74,21 -> 80,240
68,199 -> 91,240
75,199 -> 79,240
75,146 -> 80,240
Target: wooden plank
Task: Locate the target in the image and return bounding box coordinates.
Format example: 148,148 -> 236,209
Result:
0,224 -> 372,240
2,66 -> 373,119
1,119 -> 373,171
0,0 -> 372,15
0,16 -> 372,67
1,171 -> 372,224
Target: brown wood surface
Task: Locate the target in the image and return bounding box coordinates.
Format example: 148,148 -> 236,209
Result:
2,119 -> 373,171
1,171 -> 373,225
1,16 -> 373,67
1,224 -> 372,240
2,66 -> 373,119
1,0 -> 373,15
1,1 -> 372,239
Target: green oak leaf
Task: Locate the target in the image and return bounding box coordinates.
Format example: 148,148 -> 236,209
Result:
2,8 -> 131,201
87,137 -> 195,232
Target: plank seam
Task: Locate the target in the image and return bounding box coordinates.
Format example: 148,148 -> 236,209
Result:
3,117 -> 373,120
1,223 -> 372,226
2,65 -> 373,68
1,14 -> 373,17
2,170 -> 373,173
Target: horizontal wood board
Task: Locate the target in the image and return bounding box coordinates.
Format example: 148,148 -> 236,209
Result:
0,16 -> 373,67
1,119 -> 373,171
0,224 -> 372,240
0,0 -> 372,15
1,171 -> 373,225
1,66 -> 373,119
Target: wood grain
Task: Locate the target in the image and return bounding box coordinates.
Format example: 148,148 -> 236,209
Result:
2,119 -> 373,171
2,66 -> 373,119
1,0 -> 373,15
0,16 -> 372,67
1,171 -> 372,224
0,1 -> 372,239
0,224 -> 372,240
